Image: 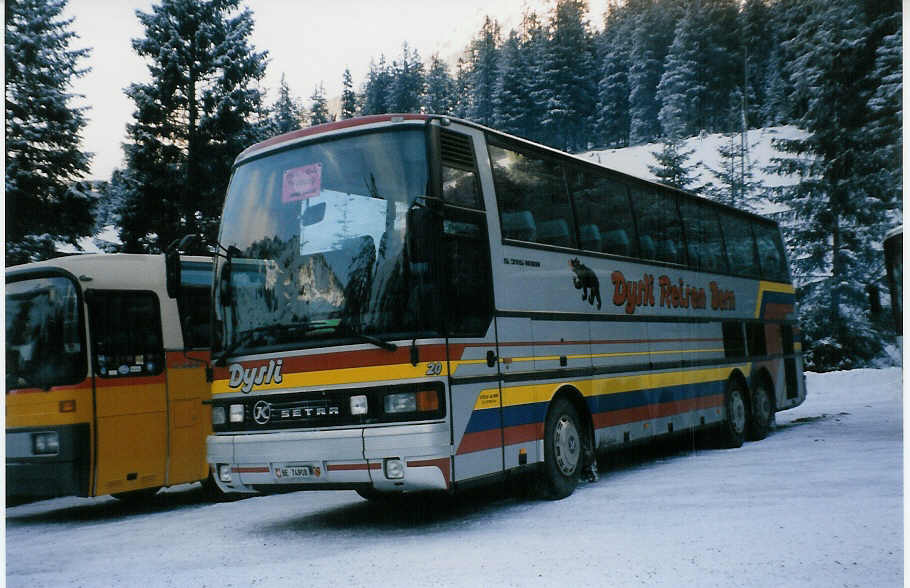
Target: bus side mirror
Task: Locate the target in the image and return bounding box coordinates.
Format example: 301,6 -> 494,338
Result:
165,234 -> 197,298
165,248 -> 181,299
406,205 -> 439,264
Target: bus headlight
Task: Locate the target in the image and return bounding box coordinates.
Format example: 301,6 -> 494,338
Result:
32,432 -> 59,455
383,458 -> 404,479
350,395 -> 368,415
229,404 -> 244,423
384,390 -> 439,414
218,464 -> 232,483
212,406 -> 226,425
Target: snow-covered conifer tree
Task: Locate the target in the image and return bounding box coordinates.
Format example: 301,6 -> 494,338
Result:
648,137 -> 699,192
309,83 -> 331,125
388,42 -> 424,114
5,0 -> 95,264
466,17 -> 501,126
656,5 -> 703,140
118,0 -> 266,252
270,74 -> 303,134
595,4 -> 633,148
361,55 -> 392,115
422,54 -> 455,115
341,68 -> 358,119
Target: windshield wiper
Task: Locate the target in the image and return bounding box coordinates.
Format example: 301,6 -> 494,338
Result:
351,333 -> 398,352
215,323 -> 320,365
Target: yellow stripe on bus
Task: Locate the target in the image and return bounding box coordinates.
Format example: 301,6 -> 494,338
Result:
211,361 -> 444,394
754,281 -> 796,317
474,364 -> 750,410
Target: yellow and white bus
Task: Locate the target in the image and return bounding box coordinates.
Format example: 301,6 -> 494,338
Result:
6,254 -> 214,502
206,114 -> 805,499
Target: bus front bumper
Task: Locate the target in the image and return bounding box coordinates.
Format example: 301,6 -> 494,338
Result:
207,422 -> 451,495
6,423 -> 91,501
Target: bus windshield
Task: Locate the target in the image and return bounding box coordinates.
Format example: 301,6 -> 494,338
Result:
214,128 -> 433,355
6,276 -> 84,390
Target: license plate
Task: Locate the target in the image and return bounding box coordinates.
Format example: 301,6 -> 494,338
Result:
273,463 -> 320,481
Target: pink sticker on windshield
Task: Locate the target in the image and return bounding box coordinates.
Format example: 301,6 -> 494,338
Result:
282,163 -> 322,202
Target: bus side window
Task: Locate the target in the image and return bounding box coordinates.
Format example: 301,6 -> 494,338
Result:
719,213 -> 760,278
679,199 -> 728,274
568,167 -> 637,257
753,223 -> 789,282
88,291 -> 164,377
488,142 -> 576,248
631,187 -> 686,265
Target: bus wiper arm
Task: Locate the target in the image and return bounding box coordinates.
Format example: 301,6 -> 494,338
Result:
215,323 -> 316,365
352,333 -> 398,352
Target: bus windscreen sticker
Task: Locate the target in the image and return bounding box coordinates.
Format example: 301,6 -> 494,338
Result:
282,163 -> 322,203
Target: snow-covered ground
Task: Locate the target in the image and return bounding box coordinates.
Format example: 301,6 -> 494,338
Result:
5,368 -> 902,587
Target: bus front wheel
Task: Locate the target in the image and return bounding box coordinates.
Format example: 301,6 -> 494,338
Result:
541,397 -> 582,499
748,380 -> 774,441
720,379 -> 747,448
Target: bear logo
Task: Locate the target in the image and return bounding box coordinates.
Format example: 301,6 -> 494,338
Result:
570,258 -> 601,310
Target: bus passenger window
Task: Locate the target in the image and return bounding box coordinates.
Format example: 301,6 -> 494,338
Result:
568,168 -> 637,257
753,223 -> 789,282
679,199 -> 729,274
442,166 -> 483,210
719,214 -> 760,278
488,143 -> 576,248
88,291 -> 164,377
631,187 -> 686,265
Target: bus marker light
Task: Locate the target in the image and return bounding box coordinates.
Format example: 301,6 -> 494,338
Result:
218,464 -> 232,483
212,406 -> 226,425
416,390 -> 438,411
59,400 -> 76,413
351,395 -> 368,415
384,458 -> 404,479
229,404 -> 244,423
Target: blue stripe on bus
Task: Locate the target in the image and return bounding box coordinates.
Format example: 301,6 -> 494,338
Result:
464,378 -> 730,435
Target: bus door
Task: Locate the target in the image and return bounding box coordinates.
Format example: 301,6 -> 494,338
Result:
433,127 -> 502,483
86,290 -> 168,496
164,269 -> 213,486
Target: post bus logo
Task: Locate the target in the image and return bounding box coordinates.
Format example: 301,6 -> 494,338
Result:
253,400 -> 272,425
228,359 -> 283,394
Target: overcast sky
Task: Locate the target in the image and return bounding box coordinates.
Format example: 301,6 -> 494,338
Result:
62,0 -> 609,181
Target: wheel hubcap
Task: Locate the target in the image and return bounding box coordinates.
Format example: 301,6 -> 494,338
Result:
756,387 -> 771,425
554,415 -> 580,476
731,389 -> 746,434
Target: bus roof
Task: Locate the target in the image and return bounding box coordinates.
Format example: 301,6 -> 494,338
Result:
6,253 -> 210,293
236,114 -> 782,228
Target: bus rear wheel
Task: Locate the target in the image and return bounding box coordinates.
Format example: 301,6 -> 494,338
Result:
720,379 -> 747,448
541,397 -> 582,499
748,380 -> 774,441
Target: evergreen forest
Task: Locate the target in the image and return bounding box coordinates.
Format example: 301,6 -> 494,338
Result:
4,0 -> 902,370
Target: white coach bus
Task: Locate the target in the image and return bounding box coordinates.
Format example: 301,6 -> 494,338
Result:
205,114 -> 805,499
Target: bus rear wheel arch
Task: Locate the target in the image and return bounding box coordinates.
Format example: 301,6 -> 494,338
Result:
540,389 -> 594,499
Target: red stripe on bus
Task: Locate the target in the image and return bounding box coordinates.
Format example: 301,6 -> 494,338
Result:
93,374 -> 166,388
762,303 -> 793,320
7,379 -> 92,395
489,337 -> 723,348
592,394 -> 724,428
503,422 -> 542,447
231,466 -> 270,474
325,463 -> 380,472
456,429 -> 502,455
165,350 -> 211,368
406,457 -> 451,489
211,344 -> 457,380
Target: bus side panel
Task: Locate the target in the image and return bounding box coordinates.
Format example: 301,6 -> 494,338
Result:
164,351 -> 212,485
452,380 -> 503,483
6,381 -> 95,499
94,375 -> 168,495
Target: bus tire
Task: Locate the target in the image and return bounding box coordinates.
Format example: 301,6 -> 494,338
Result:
719,378 -> 747,448
541,397 -> 583,499
748,378 -> 774,441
